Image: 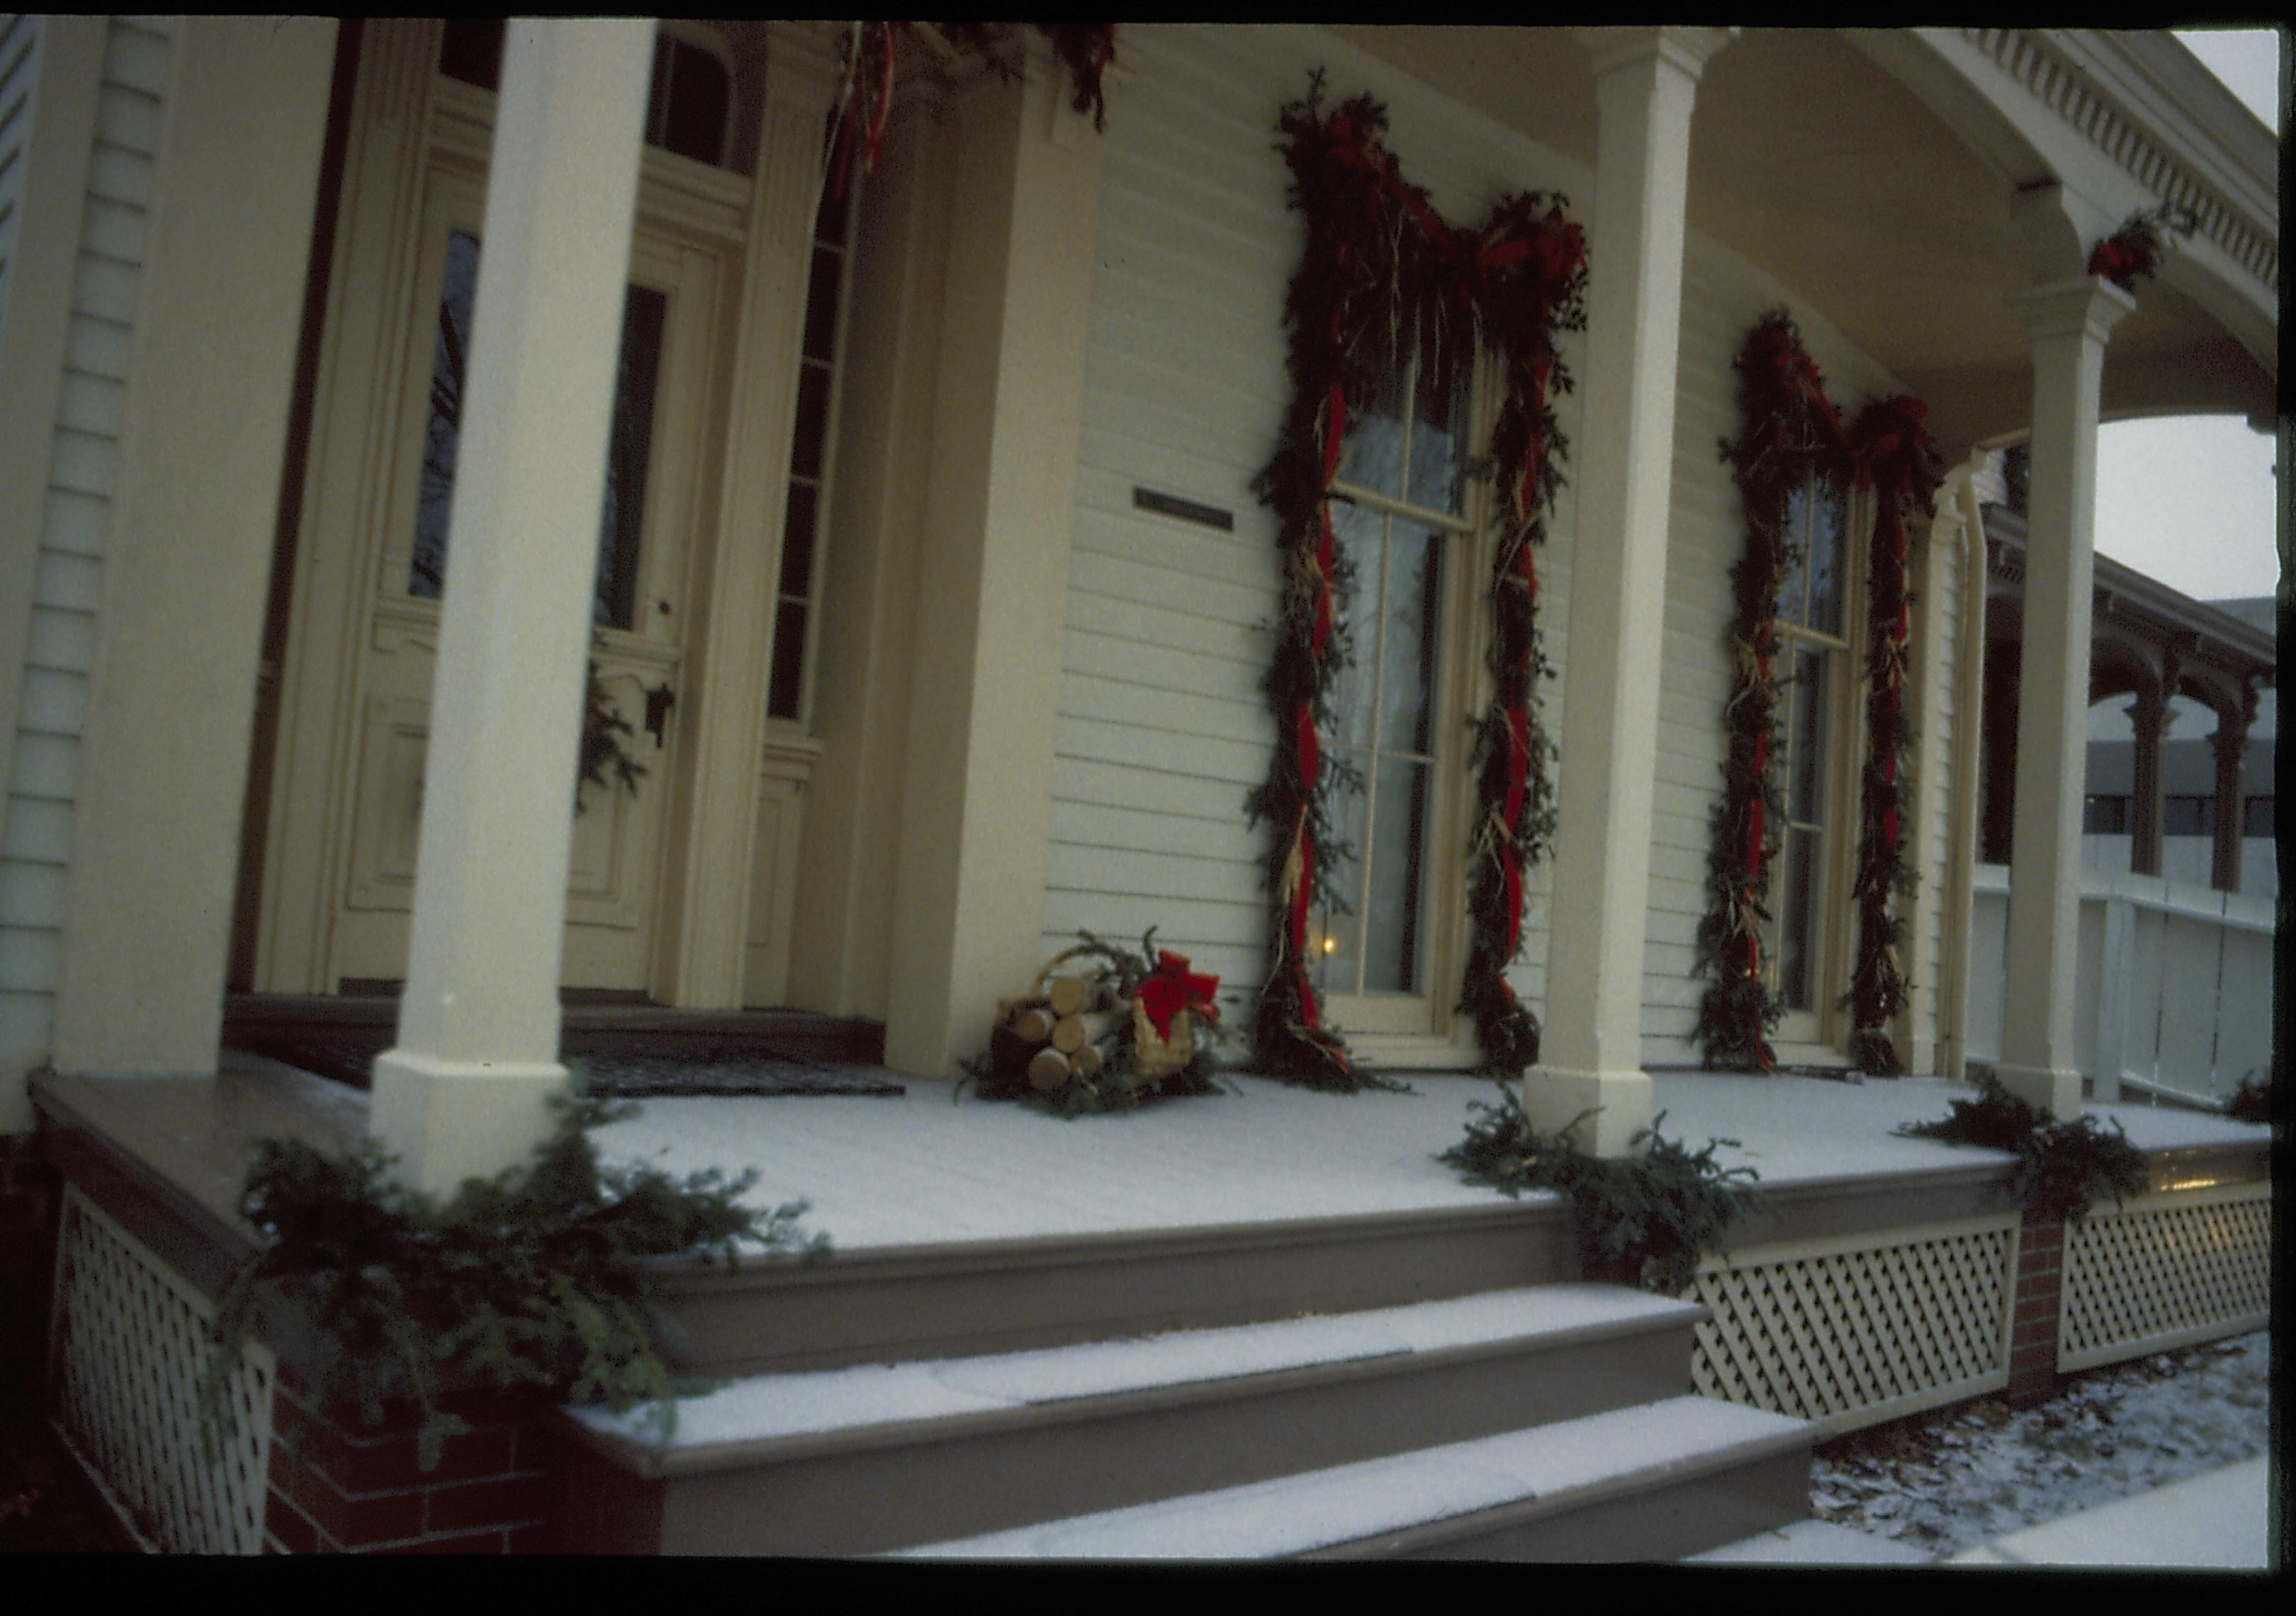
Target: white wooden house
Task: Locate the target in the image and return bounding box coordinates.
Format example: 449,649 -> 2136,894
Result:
0,20 -> 2274,1556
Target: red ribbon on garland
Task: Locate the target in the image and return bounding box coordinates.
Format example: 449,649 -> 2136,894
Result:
1138,950 -> 1222,1040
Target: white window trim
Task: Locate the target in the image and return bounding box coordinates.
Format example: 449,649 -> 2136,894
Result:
1769,477 -> 1872,1061
1310,361 -> 1499,1060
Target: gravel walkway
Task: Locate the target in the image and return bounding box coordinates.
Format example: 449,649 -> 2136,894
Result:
1809,1330 -> 2273,1559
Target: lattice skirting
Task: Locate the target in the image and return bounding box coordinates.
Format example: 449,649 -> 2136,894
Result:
1689,1213 -> 2020,1436
2059,1180 -> 2273,1373
48,1184 -> 274,1554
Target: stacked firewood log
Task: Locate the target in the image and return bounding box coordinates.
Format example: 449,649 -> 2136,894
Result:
972,934 -> 1219,1109
989,973 -> 1153,1094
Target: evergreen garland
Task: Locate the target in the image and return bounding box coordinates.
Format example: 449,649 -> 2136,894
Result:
202,1085 -> 821,1469
578,661 -> 644,814
1894,1074 -> 2147,1224
1696,313 -> 1850,1070
1441,1087 -> 1766,1297
2086,202 -> 2200,293
2225,1074 -> 2273,1126
1843,395 -> 1942,1073
1694,314 -> 1938,1075
830,23 -> 1119,198
1459,191 -> 1586,1074
1251,77 -> 1585,1084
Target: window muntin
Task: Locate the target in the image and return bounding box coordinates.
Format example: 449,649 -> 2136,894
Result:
1315,357 -> 1470,1001
1767,474 -> 1851,1016
407,229 -> 670,632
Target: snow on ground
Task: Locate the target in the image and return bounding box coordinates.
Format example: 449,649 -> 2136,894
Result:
1808,1331 -> 2273,1559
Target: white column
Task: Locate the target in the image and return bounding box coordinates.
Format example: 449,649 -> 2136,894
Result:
1996,274 -> 2133,1120
1527,27 -> 1729,1157
368,18 -> 655,1196
879,45 -> 1105,1077
44,18 -> 336,1083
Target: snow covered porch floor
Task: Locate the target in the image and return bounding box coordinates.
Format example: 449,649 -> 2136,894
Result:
583,1065 -> 2269,1253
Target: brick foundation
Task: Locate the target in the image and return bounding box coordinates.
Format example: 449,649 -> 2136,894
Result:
2005,1207 -> 2065,1406
264,1369 -> 556,1553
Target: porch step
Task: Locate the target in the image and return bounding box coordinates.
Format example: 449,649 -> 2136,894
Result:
549,1284 -> 1734,1557
649,1196 -> 1581,1376
897,1396 -> 1813,1561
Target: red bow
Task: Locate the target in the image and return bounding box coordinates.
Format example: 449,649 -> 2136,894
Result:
1138,950 -> 1221,1040
2088,237 -> 2140,290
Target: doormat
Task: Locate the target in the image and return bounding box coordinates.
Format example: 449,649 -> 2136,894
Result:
243,1042 -> 904,1098
578,1054 -> 905,1098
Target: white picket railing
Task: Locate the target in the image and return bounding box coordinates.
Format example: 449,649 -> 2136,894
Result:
1965,863 -> 2275,1106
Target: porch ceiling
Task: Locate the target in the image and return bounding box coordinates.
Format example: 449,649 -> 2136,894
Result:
1331,26 -> 2275,458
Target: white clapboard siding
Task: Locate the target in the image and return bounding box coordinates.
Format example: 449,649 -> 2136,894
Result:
0,15 -> 40,322
1049,24 -> 1943,1068
0,16 -> 172,1048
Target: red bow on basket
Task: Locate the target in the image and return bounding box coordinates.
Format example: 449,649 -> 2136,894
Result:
1137,950 -> 1220,1041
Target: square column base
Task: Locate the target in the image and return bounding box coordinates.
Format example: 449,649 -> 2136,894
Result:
1991,1061 -> 2081,1121
1523,1065 -> 1653,1159
368,1049 -> 568,1199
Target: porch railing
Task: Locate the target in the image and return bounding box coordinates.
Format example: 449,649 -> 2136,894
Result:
1964,863 -> 2275,1107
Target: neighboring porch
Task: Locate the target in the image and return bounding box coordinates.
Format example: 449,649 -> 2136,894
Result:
30,1057 -> 2270,1554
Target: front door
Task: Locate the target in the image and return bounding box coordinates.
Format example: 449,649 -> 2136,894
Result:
256,27 -> 736,997
327,176 -> 719,992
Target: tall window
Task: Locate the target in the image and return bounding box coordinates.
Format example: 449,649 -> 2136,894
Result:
1314,357 -> 1470,1006
1768,474 -> 1850,1015
767,152 -> 857,725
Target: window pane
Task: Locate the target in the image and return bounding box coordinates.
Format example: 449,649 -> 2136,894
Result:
1774,481 -> 1808,624
410,230 -> 481,601
1328,502 -> 1383,752
1790,648 -> 1828,825
2164,796 -> 2216,836
767,600 -> 808,721
2083,795 -> 2131,835
803,244 -> 843,364
438,19 -> 504,91
1777,827 -> 1818,1011
2246,795 -> 2274,838
1362,756 -> 1432,994
780,482 -> 817,602
592,285 -> 668,629
1317,767 -> 1370,996
1335,365 -> 1405,498
410,232 -> 666,632
792,363 -> 832,481
814,124 -> 850,243
1378,524 -> 1444,756
1406,363 -> 1465,515
1806,478 -> 1846,638
660,40 -> 729,167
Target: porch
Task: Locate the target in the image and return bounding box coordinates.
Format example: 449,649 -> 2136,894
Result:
29,1055 -> 2270,1555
